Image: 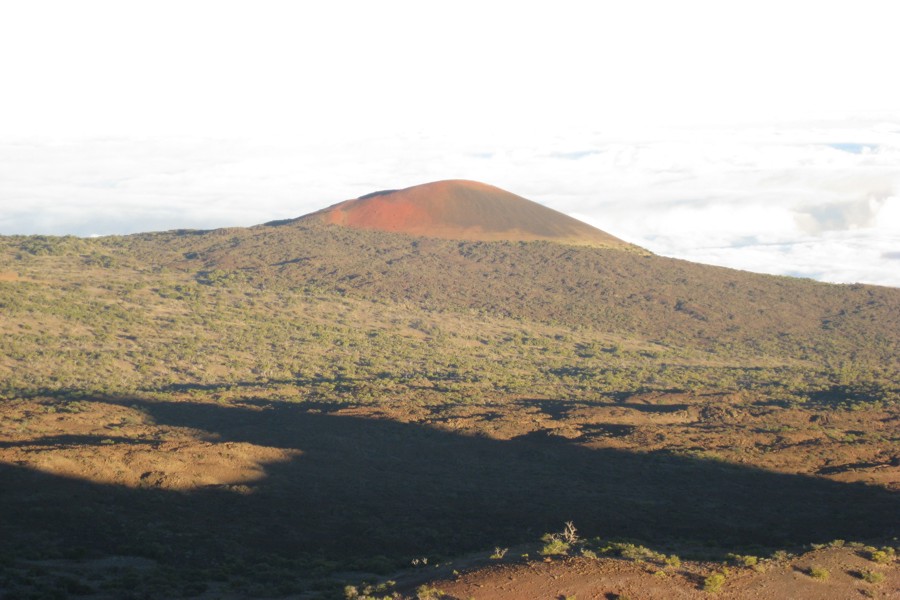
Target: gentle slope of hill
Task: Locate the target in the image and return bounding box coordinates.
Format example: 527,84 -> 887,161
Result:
113,217 -> 900,370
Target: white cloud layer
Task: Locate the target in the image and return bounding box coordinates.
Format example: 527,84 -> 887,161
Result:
2,121 -> 899,287
1,1 -> 899,287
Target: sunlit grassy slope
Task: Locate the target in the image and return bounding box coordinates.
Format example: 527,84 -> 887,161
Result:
1,219 -> 897,405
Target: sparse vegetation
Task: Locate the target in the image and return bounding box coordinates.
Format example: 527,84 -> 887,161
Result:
344,580 -> 397,599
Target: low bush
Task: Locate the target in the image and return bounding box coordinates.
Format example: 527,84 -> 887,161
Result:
808,565 -> 829,580
859,569 -> 885,584
702,571 -> 726,593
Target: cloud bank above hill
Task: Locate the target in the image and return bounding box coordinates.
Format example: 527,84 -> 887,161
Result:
2,121 -> 898,287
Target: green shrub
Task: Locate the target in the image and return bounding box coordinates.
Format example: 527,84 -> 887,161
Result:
415,585 -> 443,600
867,546 -> 896,564
702,572 -> 726,593
539,538 -> 570,556
604,542 -> 665,564
808,565 -> 829,580
345,580 -> 397,600
859,569 -> 885,584
539,522 -> 579,556
727,553 -> 757,567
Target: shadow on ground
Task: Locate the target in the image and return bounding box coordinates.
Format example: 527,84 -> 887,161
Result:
1,394 -> 897,573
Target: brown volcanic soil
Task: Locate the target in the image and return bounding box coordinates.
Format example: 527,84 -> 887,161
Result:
300,179 -> 637,249
408,547 -> 899,600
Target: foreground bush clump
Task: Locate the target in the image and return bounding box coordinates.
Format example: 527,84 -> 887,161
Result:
702,571 -> 727,593
727,553 -> 757,567
540,521 -> 579,556
540,537 -> 571,556
865,546 -> 896,564
414,585 -> 444,600
807,565 -> 829,580
859,569 -> 885,584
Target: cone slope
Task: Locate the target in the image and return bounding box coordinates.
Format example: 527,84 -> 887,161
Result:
303,180 -> 637,249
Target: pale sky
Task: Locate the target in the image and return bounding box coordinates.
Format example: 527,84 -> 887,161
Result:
1,1 -> 898,286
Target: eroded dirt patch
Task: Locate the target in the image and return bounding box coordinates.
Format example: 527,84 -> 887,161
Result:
415,547 -> 899,600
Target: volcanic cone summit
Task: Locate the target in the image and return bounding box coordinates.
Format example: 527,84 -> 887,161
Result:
302,180 -> 638,249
